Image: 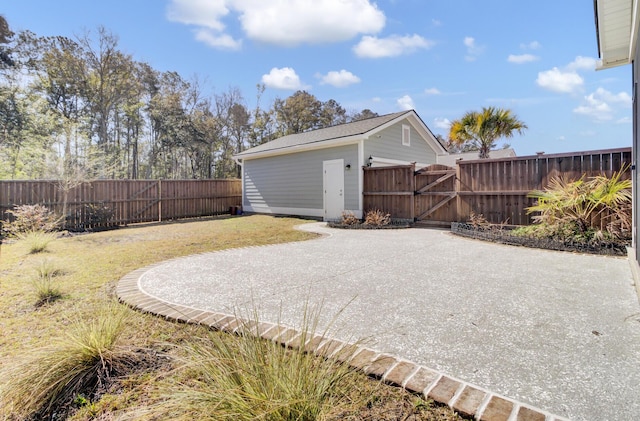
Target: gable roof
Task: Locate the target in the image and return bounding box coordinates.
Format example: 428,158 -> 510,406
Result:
594,0 -> 638,69
235,109 -> 447,159
437,148 -> 516,166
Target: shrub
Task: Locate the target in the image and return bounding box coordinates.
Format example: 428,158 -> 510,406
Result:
340,211 -> 360,225
0,302 -> 139,419
16,230 -> 58,253
83,202 -> 115,231
33,259 -> 64,307
2,204 -> 61,237
468,211 -> 490,230
364,209 -> 390,226
526,167 -> 632,241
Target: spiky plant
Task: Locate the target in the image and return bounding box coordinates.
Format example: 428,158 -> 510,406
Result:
0,301 -> 139,419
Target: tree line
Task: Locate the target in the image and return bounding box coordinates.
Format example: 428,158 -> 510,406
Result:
0,18 -> 379,181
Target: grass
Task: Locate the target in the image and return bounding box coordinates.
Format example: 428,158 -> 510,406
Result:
16,230 -> 59,254
32,258 -> 65,306
0,215 -> 466,420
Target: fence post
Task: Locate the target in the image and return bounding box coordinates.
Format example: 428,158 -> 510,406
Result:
158,179 -> 162,222
455,162 -> 461,222
410,163 -> 416,221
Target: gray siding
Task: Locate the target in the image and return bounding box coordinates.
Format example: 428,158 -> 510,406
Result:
634,45 -> 639,262
364,121 -> 437,165
243,144 -> 359,212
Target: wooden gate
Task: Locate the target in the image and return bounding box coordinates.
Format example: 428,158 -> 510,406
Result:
414,164 -> 457,226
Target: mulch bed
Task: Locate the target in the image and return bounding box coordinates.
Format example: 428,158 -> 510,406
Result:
450,222 -> 629,256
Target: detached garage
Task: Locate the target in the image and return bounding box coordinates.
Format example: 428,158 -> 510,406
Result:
233,110 -> 448,221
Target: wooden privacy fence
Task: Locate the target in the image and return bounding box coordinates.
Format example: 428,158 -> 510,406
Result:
363,147 -> 632,226
0,179 -> 242,231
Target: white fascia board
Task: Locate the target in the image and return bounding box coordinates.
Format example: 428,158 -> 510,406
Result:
629,0 -> 640,61
237,135 -> 363,161
365,110 -> 448,155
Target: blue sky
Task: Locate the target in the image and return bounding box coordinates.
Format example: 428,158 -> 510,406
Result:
3,0 -> 633,156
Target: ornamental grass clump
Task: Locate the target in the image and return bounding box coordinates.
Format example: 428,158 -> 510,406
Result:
0,301 -> 139,419
17,230 -> 59,254
340,211 -> 360,225
134,307 -> 358,421
33,258 -> 64,307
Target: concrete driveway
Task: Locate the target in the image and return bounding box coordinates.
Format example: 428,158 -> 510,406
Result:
123,223 -> 640,421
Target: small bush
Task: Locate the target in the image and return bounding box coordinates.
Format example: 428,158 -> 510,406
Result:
364,209 -> 391,226
83,203 -> 115,231
2,204 -> 61,237
468,211 -> 490,230
17,230 -> 58,253
0,302 -> 139,419
340,211 -> 360,225
33,259 -> 64,307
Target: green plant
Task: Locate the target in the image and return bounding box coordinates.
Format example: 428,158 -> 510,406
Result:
139,307 -> 357,420
82,202 -> 115,231
364,209 -> 390,226
16,230 -> 58,253
0,301 -> 139,419
33,258 -> 64,307
526,167 -> 632,240
340,211 -> 360,225
2,204 -> 61,237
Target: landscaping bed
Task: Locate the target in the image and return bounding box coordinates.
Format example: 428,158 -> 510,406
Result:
451,222 -> 629,256
327,219 -> 412,229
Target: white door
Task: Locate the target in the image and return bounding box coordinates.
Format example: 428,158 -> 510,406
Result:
323,159 -> 344,221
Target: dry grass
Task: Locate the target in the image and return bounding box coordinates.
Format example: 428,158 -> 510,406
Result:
0,215 -> 466,420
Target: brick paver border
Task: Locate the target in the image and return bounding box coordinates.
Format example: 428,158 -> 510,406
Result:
117,263 -> 572,421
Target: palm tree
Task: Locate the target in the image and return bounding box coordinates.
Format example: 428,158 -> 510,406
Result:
448,107 -> 527,159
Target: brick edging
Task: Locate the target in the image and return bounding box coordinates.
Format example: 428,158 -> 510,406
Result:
116,263 -> 572,421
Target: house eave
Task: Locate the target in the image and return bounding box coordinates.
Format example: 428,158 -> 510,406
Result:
595,0 -> 637,70
235,135 -> 364,160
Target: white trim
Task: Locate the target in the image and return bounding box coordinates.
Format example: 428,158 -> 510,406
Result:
402,124 -> 411,146
243,205 -> 362,220
240,161 -> 246,207
238,135 -> 362,160
243,205 -> 324,218
236,110 -> 448,161
630,0 -> 640,62
370,156 -> 429,169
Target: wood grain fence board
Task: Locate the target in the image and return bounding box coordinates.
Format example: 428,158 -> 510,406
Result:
364,148 -> 631,226
1,179 -> 241,230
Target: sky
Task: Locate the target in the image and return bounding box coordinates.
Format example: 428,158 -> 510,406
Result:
2,0 -> 633,156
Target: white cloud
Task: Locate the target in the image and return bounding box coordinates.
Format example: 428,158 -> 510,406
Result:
464,36 -> 485,61
573,87 -> 632,121
167,0 -> 386,48
520,41 -> 541,50
167,0 -> 230,30
239,0 -> 385,46
573,94 -> 613,121
195,28 -> 242,50
591,87 -> 631,105
431,19 -> 442,27
353,34 -> 435,58
617,117 -> 632,124
557,135 -> 566,141
372,97 -> 382,102
507,53 -> 539,64
425,88 -> 441,95
261,67 -> 308,90
318,69 -> 361,87
536,67 -> 584,94
397,95 -> 414,110
566,56 -> 598,71
434,117 -> 451,129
